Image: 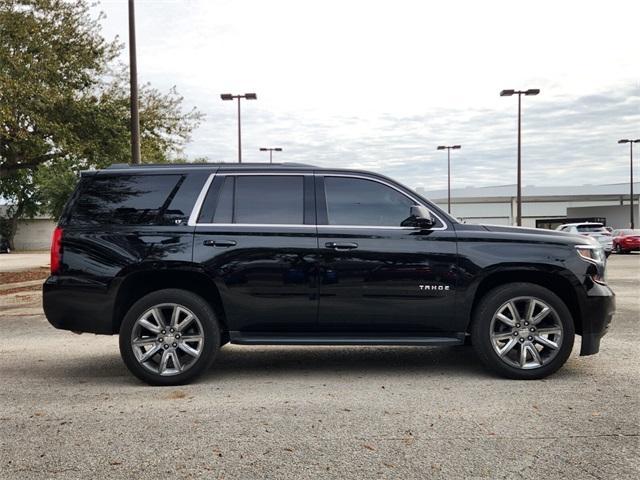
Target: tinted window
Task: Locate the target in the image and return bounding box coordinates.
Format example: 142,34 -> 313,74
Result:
324,177 -> 415,226
72,174 -> 184,225
577,225 -> 606,233
234,176 -> 303,224
212,176 -> 234,223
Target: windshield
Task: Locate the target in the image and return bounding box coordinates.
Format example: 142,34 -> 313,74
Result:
577,225 -> 607,233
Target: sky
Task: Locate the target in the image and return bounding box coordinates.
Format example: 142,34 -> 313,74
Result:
96,0 -> 640,191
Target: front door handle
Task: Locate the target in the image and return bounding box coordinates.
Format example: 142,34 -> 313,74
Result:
325,242 -> 358,250
203,240 -> 237,247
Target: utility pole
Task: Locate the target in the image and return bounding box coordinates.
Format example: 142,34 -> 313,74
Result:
500,88 -> 540,226
221,93 -> 257,163
436,145 -> 461,214
618,139 -> 640,228
260,147 -> 283,163
128,0 -> 141,164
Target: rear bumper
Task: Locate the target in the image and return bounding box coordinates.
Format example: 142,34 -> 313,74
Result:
43,277 -> 116,335
578,282 -> 615,356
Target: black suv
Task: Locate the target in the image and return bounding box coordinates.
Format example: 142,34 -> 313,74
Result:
43,163 -> 615,385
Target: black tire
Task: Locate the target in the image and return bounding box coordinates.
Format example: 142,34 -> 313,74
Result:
471,283 -> 575,380
614,244 -> 623,254
119,289 -> 220,386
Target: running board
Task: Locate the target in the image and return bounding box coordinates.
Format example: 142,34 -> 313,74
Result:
229,332 -> 464,346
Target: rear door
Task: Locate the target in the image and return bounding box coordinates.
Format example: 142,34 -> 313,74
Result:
315,173 -> 459,334
193,170 -> 319,333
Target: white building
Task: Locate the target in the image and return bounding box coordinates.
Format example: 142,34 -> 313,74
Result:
0,206 -> 56,251
418,182 -> 640,229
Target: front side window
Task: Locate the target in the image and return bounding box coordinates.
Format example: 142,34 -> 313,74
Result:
202,175 -> 304,224
324,176 -> 415,226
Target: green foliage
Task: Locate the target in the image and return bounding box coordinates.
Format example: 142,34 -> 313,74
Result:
33,159 -> 78,219
0,0 -> 204,236
0,0 -> 120,177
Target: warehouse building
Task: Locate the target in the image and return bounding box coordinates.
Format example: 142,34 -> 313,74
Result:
418,182 -> 640,229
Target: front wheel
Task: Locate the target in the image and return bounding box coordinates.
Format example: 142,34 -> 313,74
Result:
119,289 -> 220,386
471,283 -> 575,380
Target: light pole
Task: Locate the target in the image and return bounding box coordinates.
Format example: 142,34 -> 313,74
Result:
618,138 -> 640,228
259,147 -> 283,164
221,93 -> 257,163
500,88 -> 540,226
128,0 -> 141,164
436,145 -> 461,214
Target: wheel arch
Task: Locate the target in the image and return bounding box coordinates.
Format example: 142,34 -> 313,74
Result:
112,268 -> 227,334
467,268 -> 583,336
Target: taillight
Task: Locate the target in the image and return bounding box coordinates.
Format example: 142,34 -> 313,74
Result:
50,227 -> 63,275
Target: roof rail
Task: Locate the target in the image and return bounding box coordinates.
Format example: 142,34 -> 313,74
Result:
105,162 -> 316,169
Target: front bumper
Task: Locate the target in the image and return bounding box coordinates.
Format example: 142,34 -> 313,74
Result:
579,282 -> 615,356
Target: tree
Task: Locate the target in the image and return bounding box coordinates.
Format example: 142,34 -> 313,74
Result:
34,76 -> 203,219
0,170 -> 39,248
0,0 -> 203,246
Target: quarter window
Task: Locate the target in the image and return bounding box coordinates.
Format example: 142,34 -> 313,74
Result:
71,174 -> 184,226
324,177 -> 415,226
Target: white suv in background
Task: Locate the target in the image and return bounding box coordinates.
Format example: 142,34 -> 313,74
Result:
556,222 -> 613,255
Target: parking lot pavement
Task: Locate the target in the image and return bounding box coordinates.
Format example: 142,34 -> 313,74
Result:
0,255 -> 638,479
0,252 -> 49,273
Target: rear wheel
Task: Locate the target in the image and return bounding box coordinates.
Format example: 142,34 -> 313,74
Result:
471,283 -> 574,380
119,289 -> 220,386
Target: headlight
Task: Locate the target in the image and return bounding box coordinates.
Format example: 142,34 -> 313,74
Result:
575,244 -> 606,265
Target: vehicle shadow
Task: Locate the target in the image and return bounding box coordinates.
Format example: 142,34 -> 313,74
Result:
13,345 -> 492,387
202,344 -> 489,381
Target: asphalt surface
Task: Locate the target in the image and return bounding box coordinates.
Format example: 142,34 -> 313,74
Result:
0,255 -> 638,479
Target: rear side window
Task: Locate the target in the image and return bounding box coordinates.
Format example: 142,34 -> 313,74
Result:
577,225 -> 606,233
324,176 -> 415,226
71,174 -> 185,226
200,175 -> 304,224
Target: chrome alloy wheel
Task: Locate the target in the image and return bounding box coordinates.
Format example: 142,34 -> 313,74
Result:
131,303 -> 204,376
489,296 -> 563,370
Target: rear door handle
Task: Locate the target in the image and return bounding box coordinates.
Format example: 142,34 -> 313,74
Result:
203,240 -> 237,247
325,242 -> 358,250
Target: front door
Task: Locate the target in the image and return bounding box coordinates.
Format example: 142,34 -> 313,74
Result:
316,174 -> 458,334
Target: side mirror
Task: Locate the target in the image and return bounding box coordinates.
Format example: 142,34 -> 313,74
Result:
406,205 -> 436,228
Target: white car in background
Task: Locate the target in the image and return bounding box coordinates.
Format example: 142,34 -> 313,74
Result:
556,222 -> 613,255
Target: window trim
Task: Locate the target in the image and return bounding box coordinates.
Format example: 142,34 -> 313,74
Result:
189,172 -> 448,231
188,173 -> 215,226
